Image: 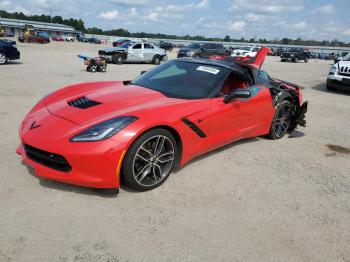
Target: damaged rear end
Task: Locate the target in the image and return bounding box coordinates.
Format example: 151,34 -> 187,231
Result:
269,78 -> 308,132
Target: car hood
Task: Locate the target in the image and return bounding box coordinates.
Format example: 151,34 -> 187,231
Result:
100,47 -> 126,52
43,81 -> 190,126
338,60 -> 350,67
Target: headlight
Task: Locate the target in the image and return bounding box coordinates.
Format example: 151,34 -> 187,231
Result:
70,116 -> 138,142
330,65 -> 337,70
290,54 -> 294,57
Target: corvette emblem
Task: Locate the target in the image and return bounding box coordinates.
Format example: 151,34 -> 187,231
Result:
29,121 -> 41,130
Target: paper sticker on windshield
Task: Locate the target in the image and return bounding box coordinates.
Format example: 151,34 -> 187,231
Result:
196,66 -> 220,75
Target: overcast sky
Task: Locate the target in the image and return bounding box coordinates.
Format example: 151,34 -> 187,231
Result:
1,0 -> 350,41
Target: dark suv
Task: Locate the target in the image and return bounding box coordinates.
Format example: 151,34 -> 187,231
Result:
281,48 -> 310,63
159,41 -> 173,51
177,42 -> 228,59
0,39 -> 20,64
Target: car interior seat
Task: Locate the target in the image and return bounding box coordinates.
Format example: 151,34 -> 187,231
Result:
220,74 -> 248,95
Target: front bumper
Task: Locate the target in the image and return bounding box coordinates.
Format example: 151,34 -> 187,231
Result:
7,50 -> 20,60
327,74 -> 350,89
17,108 -> 127,189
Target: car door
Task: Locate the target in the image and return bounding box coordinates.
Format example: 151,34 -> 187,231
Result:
208,79 -> 274,150
128,43 -> 144,62
143,43 -> 155,62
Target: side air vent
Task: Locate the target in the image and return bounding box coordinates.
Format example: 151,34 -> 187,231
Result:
68,96 -> 101,109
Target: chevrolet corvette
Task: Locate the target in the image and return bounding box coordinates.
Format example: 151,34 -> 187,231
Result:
17,47 -> 307,192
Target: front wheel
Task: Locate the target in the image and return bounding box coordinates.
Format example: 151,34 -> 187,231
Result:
304,57 -> 309,63
152,55 -> 161,65
112,54 -> 123,64
122,128 -> 178,191
268,100 -> 292,140
0,52 -> 8,65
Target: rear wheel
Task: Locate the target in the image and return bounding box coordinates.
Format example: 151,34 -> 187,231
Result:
122,128 -> 177,191
112,53 -> 123,64
0,52 -> 8,65
268,100 -> 292,140
152,55 -> 161,65
304,57 -> 309,63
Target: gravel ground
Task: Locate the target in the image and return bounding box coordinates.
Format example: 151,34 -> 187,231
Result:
0,41 -> 349,262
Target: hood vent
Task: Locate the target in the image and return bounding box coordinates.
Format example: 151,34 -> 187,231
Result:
68,96 -> 101,109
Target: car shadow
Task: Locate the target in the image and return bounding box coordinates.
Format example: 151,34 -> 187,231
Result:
21,161 -> 119,198
311,83 -> 350,96
6,61 -> 23,65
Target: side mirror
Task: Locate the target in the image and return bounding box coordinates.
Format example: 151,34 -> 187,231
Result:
223,89 -> 251,104
140,71 -> 146,75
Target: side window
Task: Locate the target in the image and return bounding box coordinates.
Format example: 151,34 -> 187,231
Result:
144,43 -> 154,49
203,44 -> 211,49
253,47 -> 259,52
133,44 -> 142,49
220,73 -> 248,96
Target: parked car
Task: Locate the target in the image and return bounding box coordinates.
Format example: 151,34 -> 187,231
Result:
18,34 -> 50,44
52,36 -> 64,41
0,39 -> 20,64
16,47 -> 307,192
177,42 -> 228,59
231,46 -> 260,57
63,35 -> 74,42
99,41 -> 167,64
280,48 -> 310,62
327,52 -> 350,91
159,41 -> 173,51
88,37 -> 102,44
112,39 -> 130,47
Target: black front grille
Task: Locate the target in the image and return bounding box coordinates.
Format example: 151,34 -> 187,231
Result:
68,96 -> 101,109
24,144 -> 72,172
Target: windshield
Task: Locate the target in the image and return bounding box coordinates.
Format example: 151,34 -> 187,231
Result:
132,60 -> 230,99
187,43 -> 202,49
119,42 -> 133,48
343,53 -> 350,61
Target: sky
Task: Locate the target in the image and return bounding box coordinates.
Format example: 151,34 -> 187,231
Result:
0,0 -> 350,42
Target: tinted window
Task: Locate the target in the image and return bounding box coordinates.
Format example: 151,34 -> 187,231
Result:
133,44 -> 142,49
187,43 -> 202,49
216,44 -> 224,49
132,60 -> 230,99
144,43 -> 154,49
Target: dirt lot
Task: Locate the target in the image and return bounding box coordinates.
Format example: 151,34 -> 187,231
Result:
0,41 -> 349,262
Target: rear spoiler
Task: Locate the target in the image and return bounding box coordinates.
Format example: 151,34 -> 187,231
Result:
209,47 -> 270,69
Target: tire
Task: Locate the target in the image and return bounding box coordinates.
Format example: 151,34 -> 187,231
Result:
268,100 -> 292,140
122,128 -> 178,191
112,53 -> 123,64
326,84 -> 336,91
152,55 -> 161,65
86,66 -> 91,72
292,58 -> 297,63
281,59 -> 285,62
90,66 -> 97,73
0,52 -> 8,65
304,57 -> 309,63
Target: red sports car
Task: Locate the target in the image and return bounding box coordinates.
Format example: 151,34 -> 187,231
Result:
17,48 -> 307,192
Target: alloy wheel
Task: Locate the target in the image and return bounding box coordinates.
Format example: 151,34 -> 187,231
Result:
132,135 -> 175,187
274,103 -> 292,138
